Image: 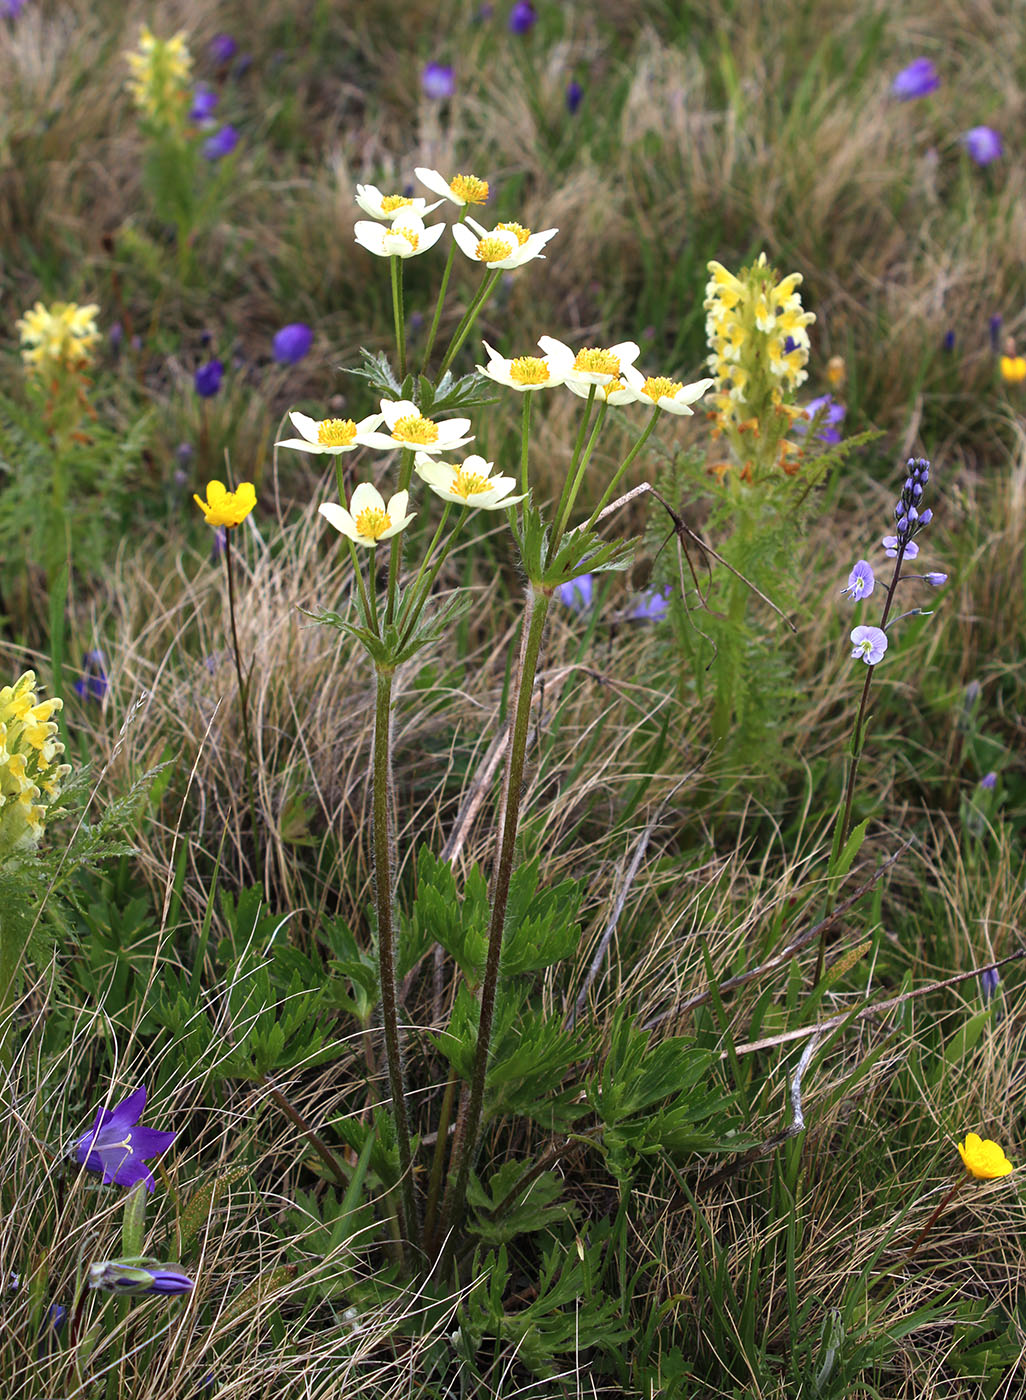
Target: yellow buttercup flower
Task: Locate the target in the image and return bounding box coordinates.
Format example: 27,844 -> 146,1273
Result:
125,25 -> 192,127
1000,355 -> 1026,385
957,1133 -> 1014,1180
193,480 -> 257,528
16,301 -> 100,377
0,672 -> 71,860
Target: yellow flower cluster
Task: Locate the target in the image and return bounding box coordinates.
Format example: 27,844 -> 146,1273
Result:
16,302 -> 100,378
125,26 -> 192,126
0,673 -> 71,860
704,253 -> 815,429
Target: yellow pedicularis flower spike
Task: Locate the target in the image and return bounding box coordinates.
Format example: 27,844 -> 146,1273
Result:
957,1133 -> 1014,1180
193,481 -> 256,529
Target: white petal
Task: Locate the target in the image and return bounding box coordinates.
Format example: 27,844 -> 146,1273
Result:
609,341 -> 641,369
537,335 -> 573,362
354,222 -> 387,256
466,216 -> 488,237
418,222 -> 447,254
461,454 -> 495,476
319,502 -> 359,540
350,481 -> 387,516
288,410 -> 321,442
380,399 -> 416,430
356,412 -> 385,434
451,223 -> 481,261
276,437 -> 328,453
415,458 -> 457,490
414,166 -> 456,203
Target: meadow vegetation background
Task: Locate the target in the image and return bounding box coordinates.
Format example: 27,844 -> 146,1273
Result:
1,0 -> 1026,1396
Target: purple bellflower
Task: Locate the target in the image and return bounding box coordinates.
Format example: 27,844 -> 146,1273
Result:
421,62 -> 455,99
794,394 -> 845,445
979,771 -> 997,790
202,125 -> 239,161
891,57 -> 939,100
271,323 -> 313,365
0,0 -> 27,18
88,1259 -> 194,1296
508,0 -> 536,33
194,360 -> 224,398
629,588 -> 671,621
979,965 -> 1001,1001
72,649 -> 109,702
841,560 -> 875,601
961,126 -> 1003,166
990,314 -> 1003,351
209,33 -> 237,65
566,79 -> 583,114
557,573 -> 594,611
71,1086 -> 176,1192
850,625 -> 888,665
189,86 -> 219,125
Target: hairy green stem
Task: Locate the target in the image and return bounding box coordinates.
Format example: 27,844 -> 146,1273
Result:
584,406 -> 661,530
224,527 -> 260,855
423,1076 -> 458,1249
422,207 -> 468,369
436,586 -> 551,1250
437,270 -> 502,378
372,666 -> 419,1261
390,256 -> 406,380
385,449 -> 415,627
552,401 -> 608,548
550,386 -> 596,544
519,390 -> 533,496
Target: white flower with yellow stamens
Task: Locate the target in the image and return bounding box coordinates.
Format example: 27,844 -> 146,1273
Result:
353,210 -> 445,259
276,410 -> 385,456
414,453 -> 525,510
566,375 -> 637,406
354,184 -> 443,221
476,339 -> 573,392
451,217 -> 557,270
621,366 -> 715,415
319,483 -> 414,548
537,336 -> 642,390
414,166 -> 490,207
361,399 -> 473,455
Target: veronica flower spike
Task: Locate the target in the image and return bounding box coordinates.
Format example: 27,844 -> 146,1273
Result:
354,210 -> 445,260
841,560 -> 875,600
414,166 -> 490,207
477,338 -> 574,391
361,399 -> 473,454
621,365 -> 715,415
71,1086 -> 176,1192
354,184 -> 443,221
276,411 -> 384,455
451,217 -> 557,270
319,483 -> 414,547
415,453 -> 525,509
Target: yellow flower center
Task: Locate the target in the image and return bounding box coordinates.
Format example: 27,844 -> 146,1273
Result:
452,469 -> 491,498
355,506 -> 392,540
449,173 -> 489,204
476,235 -> 515,263
509,356 -> 550,386
573,348 -> 620,376
392,414 -> 439,445
395,225 -> 420,252
600,377 -> 628,399
317,418 -> 358,447
381,194 -> 412,212
643,376 -> 684,401
496,221 -> 531,246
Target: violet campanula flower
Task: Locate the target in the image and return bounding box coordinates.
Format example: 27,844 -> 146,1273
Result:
962,126 -> 1002,166
202,126 -> 239,161
189,87 -> 218,125
979,771 -> 997,790
629,588 -> 671,621
508,0 -> 536,33
72,649 -> 109,702
271,323 -> 313,365
421,62 -> 455,100
990,314 -> 1003,351
209,33 -> 237,65
0,0 -> 27,18
794,395 -> 845,445
557,573 -> 594,611
88,1259 -> 194,1296
891,57 -> 939,100
194,360 -> 224,398
71,1086 -> 176,1192
850,625 -> 888,665
841,560 -> 875,601
980,965 -> 1001,1001
566,80 -> 583,114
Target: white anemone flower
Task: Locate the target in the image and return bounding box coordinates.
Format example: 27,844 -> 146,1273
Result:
319,483 -> 414,548
360,398 -> 474,455
621,366 -> 716,415
451,217 -> 557,270
566,376 -> 638,407
354,184 -> 442,221
537,335 -> 642,390
415,453 -> 525,510
414,166 -> 490,207
476,338 -> 574,392
353,210 -> 445,259
276,410 -> 384,455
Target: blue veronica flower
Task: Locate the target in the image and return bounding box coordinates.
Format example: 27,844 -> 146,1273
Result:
841,560 -> 875,601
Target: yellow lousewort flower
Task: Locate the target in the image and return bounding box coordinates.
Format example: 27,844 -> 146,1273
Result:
0,672 -> 71,861
125,26 -> 193,127
957,1133 -> 1014,1180
16,302 -> 100,377
193,480 -> 257,529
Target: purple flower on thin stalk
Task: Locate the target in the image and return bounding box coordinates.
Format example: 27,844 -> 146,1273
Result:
508,0 -> 536,33
629,587 -> 671,621
890,57 -> 939,100
882,536 -> 918,559
961,126 -> 1002,166
72,649 -> 109,702
850,625 -> 888,666
202,125 -> 239,161
209,33 -> 237,65
421,62 -> 455,100
841,560 -> 875,601
794,394 -> 845,445
942,330 -> 955,352
979,771 -> 997,790
88,1259 -> 194,1296
980,965 -> 1001,1001
71,1086 -> 176,1192
922,571 -> 947,587
557,573 -> 594,612
194,360 -> 224,398
189,86 -> 219,124
271,323 -> 313,365
990,314 -> 1003,351
566,80 -> 583,114
0,0 -> 27,18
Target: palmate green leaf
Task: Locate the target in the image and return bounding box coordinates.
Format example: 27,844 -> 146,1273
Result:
588,1008 -> 725,1127
466,1161 -> 578,1245
500,859 -> 581,975
409,847 -> 488,986
485,1007 -> 590,1130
